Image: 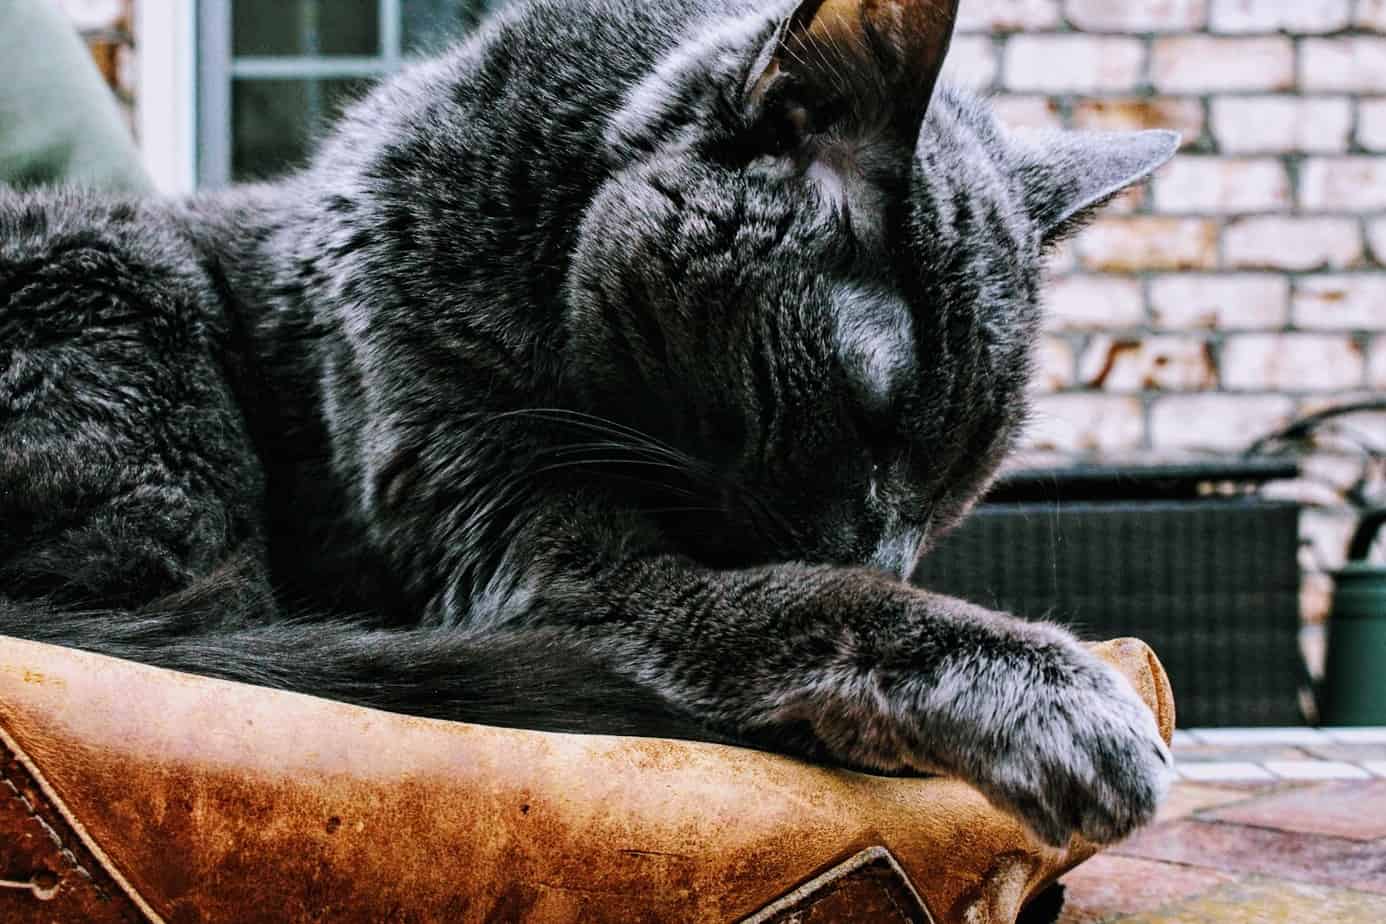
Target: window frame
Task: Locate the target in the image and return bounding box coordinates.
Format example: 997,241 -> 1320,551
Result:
194,0 -> 405,188
135,1 -> 199,194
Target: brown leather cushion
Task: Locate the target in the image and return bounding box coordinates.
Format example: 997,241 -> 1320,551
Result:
0,636 -> 1173,923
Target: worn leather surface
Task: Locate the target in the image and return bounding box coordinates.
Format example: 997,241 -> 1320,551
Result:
0,636 -> 1173,923
0,737 -> 148,923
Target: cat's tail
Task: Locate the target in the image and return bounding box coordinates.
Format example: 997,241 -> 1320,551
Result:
0,571 -> 718,742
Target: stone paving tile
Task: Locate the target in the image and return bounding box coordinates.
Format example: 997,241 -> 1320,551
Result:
1203,781 -> 1386,841
1112,819 -> 1386,894
1263,759 -> 1372,780
1302,743 -> 1386,762
1156,783 -> 1256,823
1177,762 -> 1276,782
1169,781 -> 1297,797
1185,727 -> 1332,746
1057,855 -> 1237,923
1111,877 -> 1386,923
1324,728 -> 1386,745
1172,747 -> 1308,764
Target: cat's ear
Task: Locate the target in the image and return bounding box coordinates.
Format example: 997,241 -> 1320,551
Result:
1010,129 -> 1181,243
744,0 -> 961,145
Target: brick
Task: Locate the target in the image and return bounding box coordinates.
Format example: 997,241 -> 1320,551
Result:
1033,336 -> 1076,392
1302,510 -> 1358,571
1071,99 -> 1205,147
1287,452 -> 1374,509
1078,335 -> 1218,391
1042,275 -> 1147,330
957,0 -> 1063,32
1296,402 -> 1386,483
1152,37 -> 1294,93
1076,218 -> 1219,272
1149,394 -> 1295,451
1370,338 -> 1386,388
941,36 -> 998,91
1300,157 -> 1386,211
1152,156 -> 1290,213
1101,183 -> 1149,215
1302,38 -> 1386,92
1221,334 -> 1365,390
1065,0 -> 1208,32
1299,391 -> 1386,418
1224,217 -> 1363,271
1026,394 -> 1146,453
1046,239 -> 1079,275
989,96 -> 1065,132
1302,571 -> 1334,627
1210,0 -> 1351,34
1369,218 -> 1386,263
1311,451 -> 1376,496
1149,274 -> 1289,329
1294,276 -> 1386,330
1358,99 -> 1386,151
1358,0 -> 1386,32
1004,36 -> 1145,93
1210,96 -> 1352,154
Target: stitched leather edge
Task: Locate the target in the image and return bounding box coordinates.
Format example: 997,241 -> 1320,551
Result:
738,846 -> 937,924
0,721 -> 164,923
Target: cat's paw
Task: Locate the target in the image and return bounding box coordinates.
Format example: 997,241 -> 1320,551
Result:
935,645 -> 1173,848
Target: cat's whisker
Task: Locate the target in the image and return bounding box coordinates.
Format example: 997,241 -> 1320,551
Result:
493,407 -> 683,454
531,459 -> 695,477
495,408 -> 721,487
542,441 -> 696,467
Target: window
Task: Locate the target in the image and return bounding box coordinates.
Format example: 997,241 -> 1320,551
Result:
196,0 -> 498,186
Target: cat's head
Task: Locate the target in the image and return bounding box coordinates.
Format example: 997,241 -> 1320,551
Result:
561,0 -> 1175,575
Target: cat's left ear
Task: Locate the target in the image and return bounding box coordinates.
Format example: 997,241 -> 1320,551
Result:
744,0 -> 961,145
1010,129 -> 1181,243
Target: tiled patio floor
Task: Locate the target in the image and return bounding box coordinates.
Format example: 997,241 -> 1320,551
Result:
1058,729 -> 1386,923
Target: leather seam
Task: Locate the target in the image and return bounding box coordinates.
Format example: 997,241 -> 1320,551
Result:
0,717 -> 166,924
0,767 -> 98,885
740,847 -> 934,923
789,880 -> 915,922
880,879 -> 914,924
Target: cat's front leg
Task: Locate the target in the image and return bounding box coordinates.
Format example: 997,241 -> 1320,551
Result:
554,559 -> 1172,847
808,589 -> 1176,848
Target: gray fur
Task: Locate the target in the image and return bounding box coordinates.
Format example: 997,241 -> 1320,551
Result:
0,0 -> 1175,847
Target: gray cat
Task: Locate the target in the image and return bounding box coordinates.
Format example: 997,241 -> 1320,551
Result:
0,0 -> 1177,848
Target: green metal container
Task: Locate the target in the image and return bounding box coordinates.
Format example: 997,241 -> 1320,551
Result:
1322,509 -> 1386,726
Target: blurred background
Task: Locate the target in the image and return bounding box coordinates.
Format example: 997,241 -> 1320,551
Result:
31,0 -> 1386,726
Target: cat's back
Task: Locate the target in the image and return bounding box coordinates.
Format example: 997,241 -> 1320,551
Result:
0,186 -> 229,411
309,0 -> 758,183
0,187 -> 213,305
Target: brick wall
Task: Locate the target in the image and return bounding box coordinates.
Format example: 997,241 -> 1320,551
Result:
943,1 -> 1386,648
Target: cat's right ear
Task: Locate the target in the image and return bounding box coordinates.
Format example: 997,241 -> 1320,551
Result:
742,0 -> 961,148
1009,129 -> 1181,244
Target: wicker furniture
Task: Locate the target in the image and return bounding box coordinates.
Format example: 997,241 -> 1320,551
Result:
914,460 -> 1302,727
